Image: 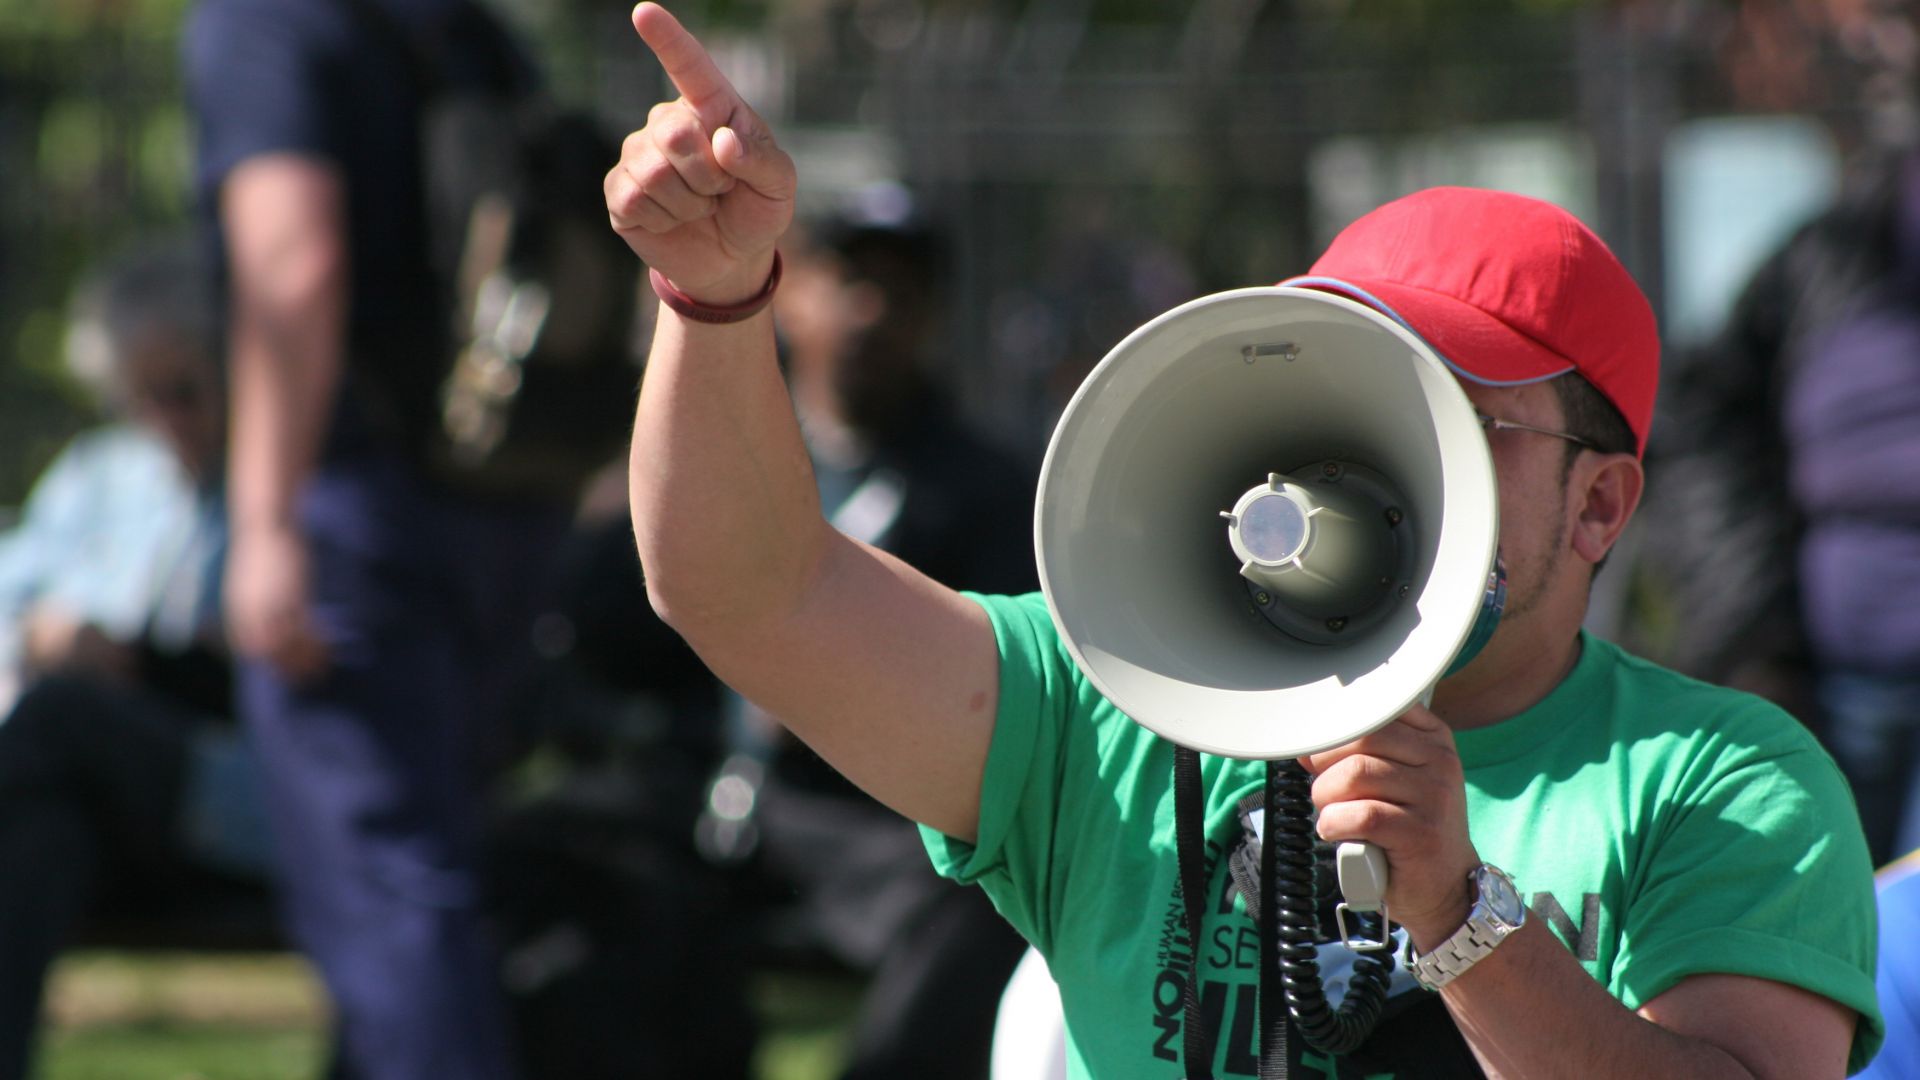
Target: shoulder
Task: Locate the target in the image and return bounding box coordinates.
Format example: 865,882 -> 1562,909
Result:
1591,636 -> 1821,754
1573,638 -> 1858,829
38,426 -> 174,487
186,0 -> 347,64
968,590 -> 1135,735
969,591 -> 1072,684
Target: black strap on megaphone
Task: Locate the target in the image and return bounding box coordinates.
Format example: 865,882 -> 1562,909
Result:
1173,747 -> 1396,1079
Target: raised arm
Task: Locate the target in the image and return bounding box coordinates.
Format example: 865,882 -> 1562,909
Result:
609,3 -> 1002,840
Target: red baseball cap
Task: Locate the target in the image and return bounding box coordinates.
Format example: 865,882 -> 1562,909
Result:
1281,187 -> 1659,456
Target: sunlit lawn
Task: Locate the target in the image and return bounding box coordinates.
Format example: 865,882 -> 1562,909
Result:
40,952 -> 852,1080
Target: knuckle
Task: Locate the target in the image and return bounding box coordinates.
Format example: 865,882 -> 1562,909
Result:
605,179 -> 644,220
684,167 -> 732,197
1347,800 -> 1392,834
634,156 -> 681,195
645,100 -> 683,129
657,121 -> 708,162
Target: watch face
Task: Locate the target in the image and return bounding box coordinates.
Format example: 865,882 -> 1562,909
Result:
1476,865 -> 1525,924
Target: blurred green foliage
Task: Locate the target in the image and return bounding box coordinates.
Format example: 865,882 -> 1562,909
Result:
0,0 -> 198,507
0,0 -> 1574,507
0,0 -> 1858,509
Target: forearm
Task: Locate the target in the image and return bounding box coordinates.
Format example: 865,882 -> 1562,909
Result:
629,263 -> 831,631
1434,921 -> 1831,1079
221,155 -> 348,530
227,304 -> 341,529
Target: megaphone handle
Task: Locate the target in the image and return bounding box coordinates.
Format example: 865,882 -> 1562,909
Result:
1329,686 -> 1437,930
1329,686 -> 1432,914
1335,841 -> 1389,911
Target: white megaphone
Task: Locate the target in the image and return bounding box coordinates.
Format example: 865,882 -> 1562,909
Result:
1035,285 -> 1501,762
1034,288 -> 1504,1052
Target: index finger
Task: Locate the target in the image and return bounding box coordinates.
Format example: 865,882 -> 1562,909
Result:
632,3 -> 739,128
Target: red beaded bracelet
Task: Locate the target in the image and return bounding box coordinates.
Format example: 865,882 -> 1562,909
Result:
648,253 -> 783,325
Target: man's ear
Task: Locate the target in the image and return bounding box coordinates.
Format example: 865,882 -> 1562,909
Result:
1569,454 -> 1644,567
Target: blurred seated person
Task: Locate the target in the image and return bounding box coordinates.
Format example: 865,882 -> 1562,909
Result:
494,189 -> 1034,1079
0,240 -> 268,1080
482,463 -> 752,1079
707,189 -> 1035,1080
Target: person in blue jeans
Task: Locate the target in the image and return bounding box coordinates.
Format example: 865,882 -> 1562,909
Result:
183,1 -> 566,1075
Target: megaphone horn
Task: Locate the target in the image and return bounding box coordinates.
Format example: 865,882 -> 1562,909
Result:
1034,286 -> 1501,760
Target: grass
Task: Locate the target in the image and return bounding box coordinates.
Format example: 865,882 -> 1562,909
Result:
38,1026 -> 322,1080
39,952 -> 325,1080
37,951 -> 854,1080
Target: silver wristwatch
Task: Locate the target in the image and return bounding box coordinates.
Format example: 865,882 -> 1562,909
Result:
1410,863 -> 1526,991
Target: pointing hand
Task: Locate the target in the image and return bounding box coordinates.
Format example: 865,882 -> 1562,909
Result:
605,2 -> 797,306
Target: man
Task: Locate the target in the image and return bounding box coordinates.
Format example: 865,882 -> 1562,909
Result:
607,5 -> 1881,1076
183,1 -> 564,1075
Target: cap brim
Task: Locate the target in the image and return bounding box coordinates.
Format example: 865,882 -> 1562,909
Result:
1280,275 -> 1574,388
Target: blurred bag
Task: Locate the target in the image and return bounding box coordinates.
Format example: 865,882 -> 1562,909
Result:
354,0 -> 643,503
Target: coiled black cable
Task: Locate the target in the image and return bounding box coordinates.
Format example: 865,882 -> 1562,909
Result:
1271,760 -> 1396,1055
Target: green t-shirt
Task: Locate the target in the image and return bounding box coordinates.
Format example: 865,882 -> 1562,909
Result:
924,591 -> 1884,1078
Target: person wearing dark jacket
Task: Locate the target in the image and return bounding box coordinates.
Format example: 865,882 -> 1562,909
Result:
1645,146 -> 1920,865
697,194 -> 1036,1080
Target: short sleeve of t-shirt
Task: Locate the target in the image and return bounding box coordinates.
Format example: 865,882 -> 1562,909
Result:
1614,700 -> 1880,1069
1455,639 -> 1884,1072
920,591 -> 1074,955
184,0 -> 340,191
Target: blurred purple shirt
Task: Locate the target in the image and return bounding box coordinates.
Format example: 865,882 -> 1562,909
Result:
1786,301 -> 1920,673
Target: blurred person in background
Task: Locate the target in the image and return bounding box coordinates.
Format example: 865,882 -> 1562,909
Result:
1859,846 -> 1920,1078
0,240 -> 267,1080
1646,144 -> 1920,866
478,191 -> 1035,1079
683,191 -> 1035,1079
182,0 -> 570,1075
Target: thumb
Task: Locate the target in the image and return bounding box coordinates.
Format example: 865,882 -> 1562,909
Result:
713,123 -> 794,202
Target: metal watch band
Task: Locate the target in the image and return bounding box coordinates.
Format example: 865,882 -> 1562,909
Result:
1410,916 -> 1511,990
1410,864 -> 1524,991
